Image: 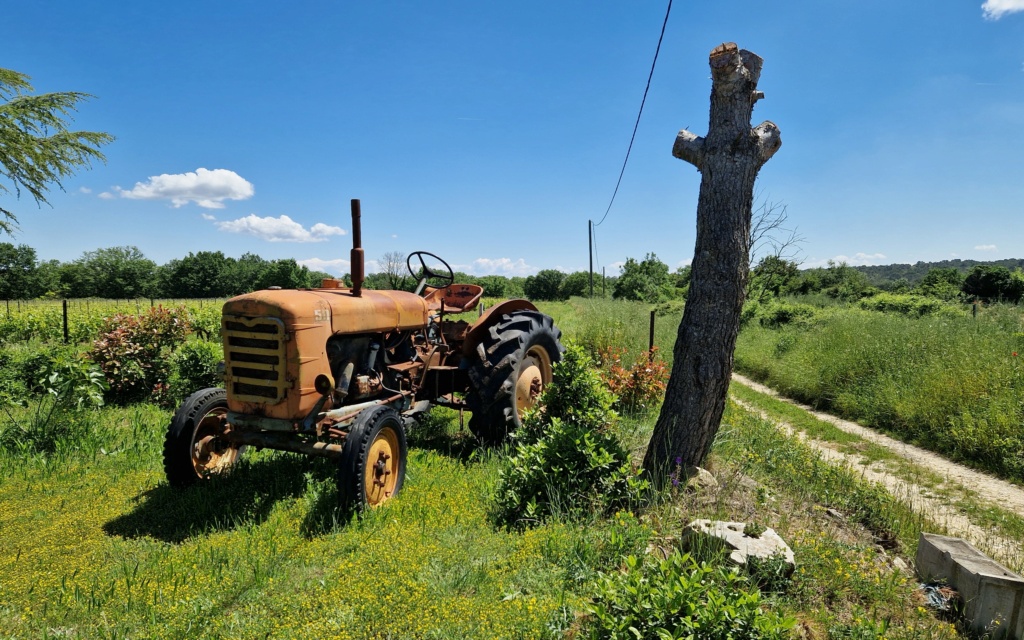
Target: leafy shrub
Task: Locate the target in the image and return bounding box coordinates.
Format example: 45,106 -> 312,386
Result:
0,342 -> 76,396
491,344 -> 649,529
858,293 -> 945,317
740,299 -> 762,326
757,300 -> 818,328
0,355 -> 106,454
167,339 -> 223,403
597,346 -> 668,414
187,304 -> 223,341
582,551 -> 793,639
88,306 -> 191,404
653,299 -> 684,318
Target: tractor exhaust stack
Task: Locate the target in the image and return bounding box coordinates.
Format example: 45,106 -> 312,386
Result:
350,199 -> 364,297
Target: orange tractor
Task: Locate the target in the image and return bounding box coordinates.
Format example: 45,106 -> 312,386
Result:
163,200 -> 564,510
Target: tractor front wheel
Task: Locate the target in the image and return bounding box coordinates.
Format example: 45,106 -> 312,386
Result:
467,310 -> 564,443
337,406 -> 408,511
163,388 -> 244,488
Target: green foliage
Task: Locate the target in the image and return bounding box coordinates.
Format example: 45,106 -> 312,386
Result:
559,270 -> 592,299
167,340 -> 224,403
917,267 -> 964,301
0,243 -> 38,299
857,293 -> 946,316
613,253 -> 671,303
749,299 -> 819,328
748,255 -> 799,304
523,269 -> 566,301
0,353 -> 105,454
70,246 -> 156,299
735,300 -> 1024,480
492,345 -> 648,529
791,261 -> 876,301
961,265 -> 1024,303
88,306 -> 191,404
582,551 -> 793,639
0,67 -> 114,234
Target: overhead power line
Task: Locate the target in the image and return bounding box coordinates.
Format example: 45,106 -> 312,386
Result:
594,0 -> 674,228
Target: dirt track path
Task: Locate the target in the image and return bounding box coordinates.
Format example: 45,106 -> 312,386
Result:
731,373 -> 1024,570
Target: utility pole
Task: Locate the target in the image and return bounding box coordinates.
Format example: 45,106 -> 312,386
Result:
588,220 -> 594,298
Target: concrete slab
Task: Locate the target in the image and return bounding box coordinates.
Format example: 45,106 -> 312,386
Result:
917,533 -> 1024,639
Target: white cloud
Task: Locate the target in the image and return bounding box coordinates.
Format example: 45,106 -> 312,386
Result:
803,252 -> 888,268
975,244 -> 998,251
116,168 -> 254,209
201,213 -> 216,221
463,257 -> 534,276
297,258 -> 381,276
215,214 -> 345,242
982,0 -> 1024,19
98,192 -> 115,200
677,259 -> 693,268
78,187 -> 92,194
298,258 -> 350,276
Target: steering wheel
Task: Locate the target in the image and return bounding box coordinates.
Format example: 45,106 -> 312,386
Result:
407,251 -> 455,295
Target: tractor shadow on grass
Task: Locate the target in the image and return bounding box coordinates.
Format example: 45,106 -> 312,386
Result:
104,453 -> 340,543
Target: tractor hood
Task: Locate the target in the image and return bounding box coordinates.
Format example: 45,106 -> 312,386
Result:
223,288 -> 429,335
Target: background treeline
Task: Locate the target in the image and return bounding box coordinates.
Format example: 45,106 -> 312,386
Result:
0,242 -> 631,302
6,239 -> 1024,305
852,257 -> 1024,287
531,253 -> 1024,306
0,244 -> 339,300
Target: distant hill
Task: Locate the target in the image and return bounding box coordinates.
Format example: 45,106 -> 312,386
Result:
849,258 -> 1024,286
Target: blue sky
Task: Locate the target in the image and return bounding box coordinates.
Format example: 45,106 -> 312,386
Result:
5,0 -> 1024,277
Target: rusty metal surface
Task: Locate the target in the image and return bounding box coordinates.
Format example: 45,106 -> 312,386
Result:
312,289 -> 429,334
222,291 -> 332,419
422,284 -> 483,313
221,288 -> 430,419
221,429 -> 344,460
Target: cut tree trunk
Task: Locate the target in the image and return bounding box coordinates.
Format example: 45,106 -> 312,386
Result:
643,43 -> 781,486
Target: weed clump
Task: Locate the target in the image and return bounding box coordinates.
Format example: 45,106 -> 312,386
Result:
597,346 -> 668,415
857,292 -> 947,317
491,344 -> 648,529
166,339 -> 223,403
0,354 -> 105,454
582,551 -> 793,639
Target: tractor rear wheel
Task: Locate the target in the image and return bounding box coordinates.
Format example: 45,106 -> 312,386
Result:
467,310 -> 564,443
338,406 -> 408,511
163,388 -> 243,488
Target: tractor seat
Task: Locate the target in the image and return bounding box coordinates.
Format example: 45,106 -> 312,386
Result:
423,284 -> 484,313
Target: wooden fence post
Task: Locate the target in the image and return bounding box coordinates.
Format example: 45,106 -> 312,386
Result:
62,300 -> 70,344
649,309 -> 656,360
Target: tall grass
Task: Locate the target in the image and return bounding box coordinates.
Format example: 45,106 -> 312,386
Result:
736,301 -> 1024,480
538,297 -> 680,367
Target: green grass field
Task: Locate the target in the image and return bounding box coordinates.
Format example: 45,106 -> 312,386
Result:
0,296 -> 984,638
735,299 -> 1024,482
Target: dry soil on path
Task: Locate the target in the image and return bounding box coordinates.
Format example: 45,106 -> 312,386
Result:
731,373 -> 1024,570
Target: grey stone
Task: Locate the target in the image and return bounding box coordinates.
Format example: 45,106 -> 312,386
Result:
684,466 -> 719,492
681,519 -> 795,572
891,556 -> 911,575
916,532 -> 1024,639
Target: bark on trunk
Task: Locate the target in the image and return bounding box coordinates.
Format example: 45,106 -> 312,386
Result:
643,43 -> 781,486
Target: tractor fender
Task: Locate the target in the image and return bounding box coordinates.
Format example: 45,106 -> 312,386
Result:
461,299 -> 539,358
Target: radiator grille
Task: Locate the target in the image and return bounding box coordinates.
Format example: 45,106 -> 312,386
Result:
222,316 -> 288,403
